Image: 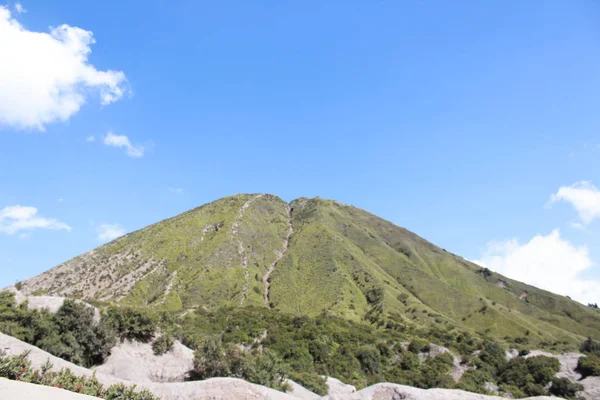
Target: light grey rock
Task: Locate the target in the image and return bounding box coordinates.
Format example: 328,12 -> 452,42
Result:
1,378 -> 100,400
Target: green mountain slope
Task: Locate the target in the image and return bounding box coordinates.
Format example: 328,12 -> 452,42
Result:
17,194 -> 600,348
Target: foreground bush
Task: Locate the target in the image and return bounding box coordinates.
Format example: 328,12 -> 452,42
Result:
152,334 -> 174,356
549,377 -> 583,399
0,291 -> 115,367
0,350 -> 160,400
578,353 -> 600,378
497,356 -> 560,397
191,337 -> 291,392
104,307 -> 157,342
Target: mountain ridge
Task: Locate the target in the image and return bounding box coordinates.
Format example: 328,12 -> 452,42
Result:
14,193 -> 600,349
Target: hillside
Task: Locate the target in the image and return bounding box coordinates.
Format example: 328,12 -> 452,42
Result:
16,194 -> 600,349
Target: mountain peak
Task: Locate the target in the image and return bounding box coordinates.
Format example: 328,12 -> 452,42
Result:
16,194 -> 600,348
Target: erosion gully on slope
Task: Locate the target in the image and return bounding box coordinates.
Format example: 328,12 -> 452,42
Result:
263,204 -> 293,307
231,194 -> 264,307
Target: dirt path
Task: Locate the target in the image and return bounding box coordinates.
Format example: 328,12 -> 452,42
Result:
263,204 -> 293,307
231,194 -> 264,306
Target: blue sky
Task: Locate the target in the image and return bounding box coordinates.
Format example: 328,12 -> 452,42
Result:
1,1 -> 600,304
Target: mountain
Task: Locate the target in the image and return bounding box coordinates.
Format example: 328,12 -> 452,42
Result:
16,194 -> 600,348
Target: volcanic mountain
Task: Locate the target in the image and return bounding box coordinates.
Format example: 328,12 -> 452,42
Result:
17,194 -> 600,347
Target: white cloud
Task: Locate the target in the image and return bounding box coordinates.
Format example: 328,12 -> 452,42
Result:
57,197 -> 64,203
14,3 -> 25,14
19,232 -> 31,239
169,187 -> 183,194
548,181 -> 600,224
103,132 -> 144,158
473,229 -> 599,305
86,135 -> 95,142
97,223 -> 125,241
0,7 -> 127,130
5,257 -> 13,262
0,205 -> 71,235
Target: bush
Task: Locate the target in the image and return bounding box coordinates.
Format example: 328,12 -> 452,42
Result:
105,307 -> 157,342
549,377 -> 583,399
476,342 -> 506,375
355,345 -> 381,374
408,339 -> 429,354
498,356 -> 560,396
456,369 -> 492,394
0,351 -> 160,400
191,337 -> 290,392
577,354 -> 600,378
288,371 -> 328,395
400,351 -> 420,371
0,293 -> 115,367
54,300 -> 115,366
581,336 -> 600,355
152,334 -> 174,356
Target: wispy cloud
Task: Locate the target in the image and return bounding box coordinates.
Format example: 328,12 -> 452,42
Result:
103,132 -> 145,158
0,205 -> 71,235
0,6 -> 127,130
548,181 -> 600,224
97,223 -> 125,241
169,187 -> 183,194
86,136 -> 95,142
14,3 -> 25,14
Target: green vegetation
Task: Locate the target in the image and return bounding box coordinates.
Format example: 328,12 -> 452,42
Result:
0,350 -> 159,399
152,334 -> 174,356
549,377 -> 584,399
0,290 -> 592,398
578,354 -> 600,378
191,337 -> 291,392
104,306 -> 157,342
0,291 -> 115,367
176,306 -> 581,398
578,336 -> 600,378
4,194 -> 600,398
18,194 -> 600,350
0,291 -> 175,366
497,356 -> 560,397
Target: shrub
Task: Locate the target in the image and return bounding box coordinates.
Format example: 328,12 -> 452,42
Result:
355,345 -> 381,374
408,339 -> 429,354
191,337 -> 290,392
456,369 -> 492,394
54,300 -> 115,366
577,354 -> 600,378
549,377 -> 583,399
105,307 -> 157,342
366,287 -> 384,304
476,342 -> 506,375
0,293 -> 115,367
288,371 -> 328,395
498,356 -> 560,396
0,351 -> 160,400
581,336 -> 600,355
152,334 -> 174,356
400,351 -> 420,371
